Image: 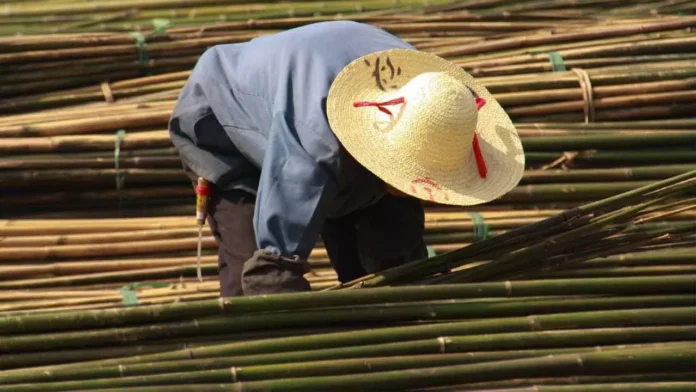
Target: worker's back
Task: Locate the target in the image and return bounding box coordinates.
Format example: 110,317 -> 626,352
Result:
170,21 -> 413,191
203,21 -> 413,151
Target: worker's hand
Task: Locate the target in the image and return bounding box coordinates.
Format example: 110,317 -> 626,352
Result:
242,250 -> 312,295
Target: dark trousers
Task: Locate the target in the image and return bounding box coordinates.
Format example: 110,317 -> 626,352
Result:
184,165 -> 427,297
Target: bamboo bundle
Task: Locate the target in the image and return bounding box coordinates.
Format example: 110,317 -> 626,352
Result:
0,174 -> 693,313
0,3 -> 693,218
0,281 -> 693,390
0,3 -> 695,390
331,169 -> 696,288
2,104 -> 695,216
1,3 -> 694,106
0,0 -> 681,36
0,208 -> 597,310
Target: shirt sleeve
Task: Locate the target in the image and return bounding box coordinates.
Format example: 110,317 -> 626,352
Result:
253,111 -> 340,260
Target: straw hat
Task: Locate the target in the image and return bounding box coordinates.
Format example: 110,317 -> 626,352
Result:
326,48 -> 525,206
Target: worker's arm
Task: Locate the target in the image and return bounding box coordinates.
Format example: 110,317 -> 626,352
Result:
241,111 -> 341,294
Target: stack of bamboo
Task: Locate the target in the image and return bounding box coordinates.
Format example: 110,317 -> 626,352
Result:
3,14 -> 696,114
3,118 -> 695,218
1,171 -> 696,389
2,3 -> 695,217
1,173 -> 692,391
2,0 -> 691,35
0,275 -> 693,391
1,1 -> 695,390
1,172 -> 694,313
0,201 -> 696,392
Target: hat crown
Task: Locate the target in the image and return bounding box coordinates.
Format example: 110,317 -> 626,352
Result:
327,48 -> 525,206
379,72 -> 479,169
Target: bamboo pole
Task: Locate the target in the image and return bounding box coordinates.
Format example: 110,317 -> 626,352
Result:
8,346 -> 695,391
0,275 -> 693,335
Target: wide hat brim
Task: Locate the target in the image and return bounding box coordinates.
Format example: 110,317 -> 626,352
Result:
326,48 -> 525,206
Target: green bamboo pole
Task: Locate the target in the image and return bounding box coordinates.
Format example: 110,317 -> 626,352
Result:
431,196 -> 677,283
520,165 -> 696,184
349,170 -> 696,288
529,265 -> 696,279
1,297 -> 693,353
1,332 -> 689,385
1,307 -> 691,380
579,248 -> 696,268
426,373 -> 696,391
517,119 -> 696,130
521,133 -> 696,151
0,275 -> 693,335
62,347 -> 696,392
2,343 -> 694,391
525,150 -> 696,166
448,383 -> 696,391
0,343 -> 191,371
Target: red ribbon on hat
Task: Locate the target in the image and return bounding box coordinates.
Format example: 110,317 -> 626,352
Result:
473,96 -> 487,179
353,97 -> 405,117
353,94 -> 488,179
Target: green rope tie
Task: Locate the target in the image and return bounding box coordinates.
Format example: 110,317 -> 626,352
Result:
547,51 -> 567,72
468,212 -> 490,242
129,31 -> 151,74
114,129 -> 127,212
120,282 -> 172,307
151,18 -> 171,34
426,245 -> 436,258
528,50 -> 566,72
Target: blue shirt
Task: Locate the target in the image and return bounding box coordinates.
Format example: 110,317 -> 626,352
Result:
169,21 -> 416,259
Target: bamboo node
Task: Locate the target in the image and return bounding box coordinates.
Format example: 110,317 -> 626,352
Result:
571,68 -> 595,123
118,364 -> 125,377
114,130 -> 127,210
230,366 -> 238,382
505,280 -> 512,296
527,315 -> 541,331
437,336 -> 447,353
100,82 -> 115,104
539,152 -> 579,171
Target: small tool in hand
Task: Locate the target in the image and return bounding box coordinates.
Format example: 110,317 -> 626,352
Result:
195,177 -> 210,282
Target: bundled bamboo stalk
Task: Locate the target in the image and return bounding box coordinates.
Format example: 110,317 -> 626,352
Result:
0,170 -> 693,311
0,305 -> 694,389
331,169 -> 696,288
0,6 -> 694,106
0,0 -> 674,37
0,3 -> 695,391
